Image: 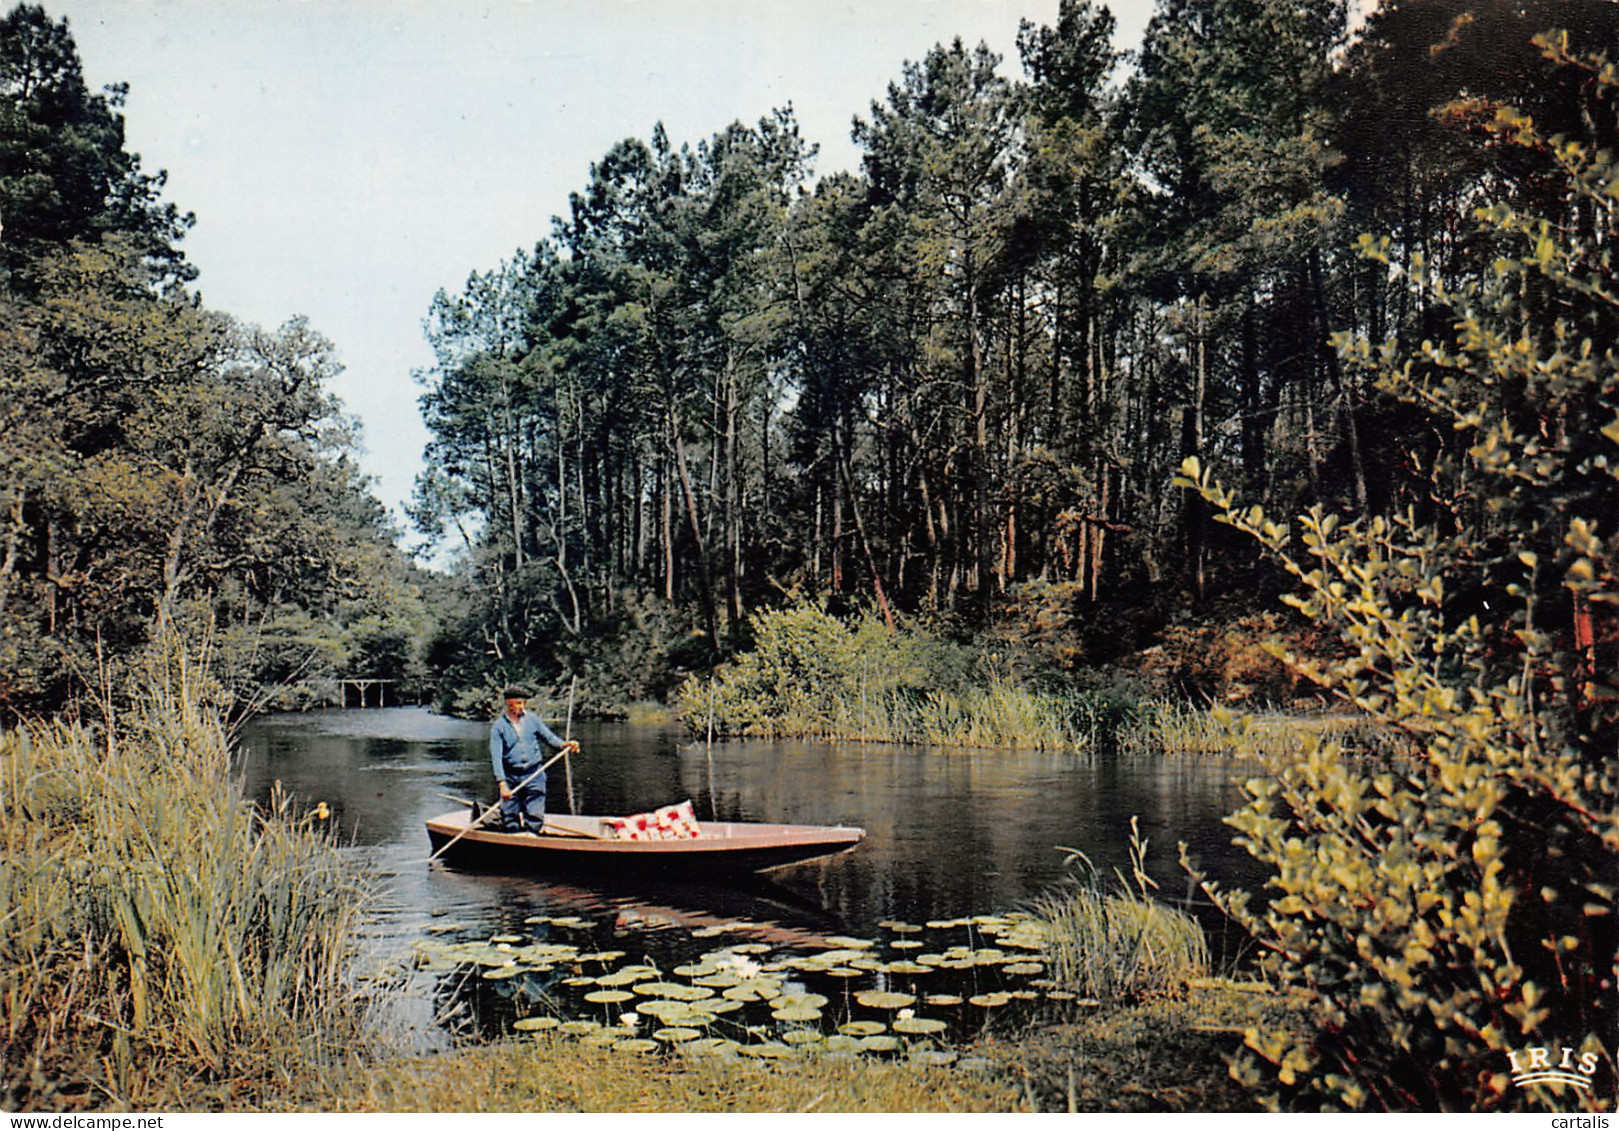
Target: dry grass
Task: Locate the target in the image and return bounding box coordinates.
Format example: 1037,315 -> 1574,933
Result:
325,1037 -> 1025,1113
977,980 -> 1295,1112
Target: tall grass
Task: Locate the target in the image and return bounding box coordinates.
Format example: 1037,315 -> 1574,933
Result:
1115,701 -> 1399,759
1031,819 -> 1209,1002
0,641 -> 376,1110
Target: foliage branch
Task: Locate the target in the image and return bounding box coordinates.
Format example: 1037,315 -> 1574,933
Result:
1176,34 -> 1618,1111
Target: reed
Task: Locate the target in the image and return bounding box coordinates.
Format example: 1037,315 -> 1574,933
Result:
0,639 -> 376,1110
1031,819 -> 1209,1003
1115,701 -> 1396,759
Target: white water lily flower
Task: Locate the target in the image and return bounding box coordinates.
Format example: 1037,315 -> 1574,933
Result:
619,1012 -> 639,1028
897,1008 -> 915,1021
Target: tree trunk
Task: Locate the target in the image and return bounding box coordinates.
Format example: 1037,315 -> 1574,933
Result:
670,407 -> 719,653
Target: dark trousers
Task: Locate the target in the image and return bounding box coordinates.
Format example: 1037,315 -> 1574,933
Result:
498,779 -> 546,832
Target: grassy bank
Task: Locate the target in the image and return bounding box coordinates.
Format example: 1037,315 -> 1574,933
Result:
0,646 -> 377,1110
287,969 -> 1286,1113
675,604 -> 1114,750
1116,702 -> 1401,759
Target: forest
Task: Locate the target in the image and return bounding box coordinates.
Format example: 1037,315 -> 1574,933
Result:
0,3 -> 431,716
408,0 -> 1619,716
1,0 -> 1614,719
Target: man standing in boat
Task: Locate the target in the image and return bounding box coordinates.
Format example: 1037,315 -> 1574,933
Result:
490,687 -> 578,835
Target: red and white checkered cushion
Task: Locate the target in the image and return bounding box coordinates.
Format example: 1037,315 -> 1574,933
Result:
603,800 -> 701,840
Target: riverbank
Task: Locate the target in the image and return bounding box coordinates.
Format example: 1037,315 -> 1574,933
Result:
224,978 -> 1288,1113
3,665 -> 1284,1113
0,653 -> 376,1110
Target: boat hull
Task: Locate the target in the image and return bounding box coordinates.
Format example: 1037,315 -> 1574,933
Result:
424,810 -> 865,874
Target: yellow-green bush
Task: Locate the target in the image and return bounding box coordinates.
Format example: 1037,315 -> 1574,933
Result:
1176,40 -> 1617,1112
676,602 -> 1094,749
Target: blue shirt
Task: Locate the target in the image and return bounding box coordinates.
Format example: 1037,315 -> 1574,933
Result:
490,711 -> 566,786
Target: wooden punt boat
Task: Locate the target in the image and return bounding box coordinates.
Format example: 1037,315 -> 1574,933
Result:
424,810 -> 866,874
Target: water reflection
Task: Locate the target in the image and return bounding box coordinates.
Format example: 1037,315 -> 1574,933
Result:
238,707 -> 1268,1049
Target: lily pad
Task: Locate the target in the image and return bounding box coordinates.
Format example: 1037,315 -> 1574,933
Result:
727,942 -> 772,955
584,989 -> 635,1004
481,965 -> 523,980
612,1038 -> 658,1054
838,1020 -> 888,1037
770,1005 -> 823,1023
559,1020 -> 602,1036
490,934 -> 525,944
822,935 -> 876,949
859,1035 -> 901,1053
773,992 -> 829,1010
822,966 -> 864,978
638,999 -> 708,1023
561,976 -> 598,988
781,1029 -> 825,1046
1004,962 -> 1044,976
893,1016 -> 948,1035
882,961 -> 933,975
823,1034 -> 865,1053
969,992 -> 1012,1008
577,950 -> 627,963
695,997 -> 744,1015
673,962 -> 720,977
634,981 -> 713,1001
889,939 -> 924,950
925,994 -> 963,1006
655,1026 -> 703,1042
513,1016 -> 561,1031
855,990 -> 916,1010
744,1042 -> 798,1060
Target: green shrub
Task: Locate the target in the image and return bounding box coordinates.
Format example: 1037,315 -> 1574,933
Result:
1176,40 -> 1617,1111
676,601 -> 1096,749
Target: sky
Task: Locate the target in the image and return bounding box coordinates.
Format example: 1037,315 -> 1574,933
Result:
51,0 -> 1160,549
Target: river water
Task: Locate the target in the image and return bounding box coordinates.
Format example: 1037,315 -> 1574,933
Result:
238,707 -> 1269,1051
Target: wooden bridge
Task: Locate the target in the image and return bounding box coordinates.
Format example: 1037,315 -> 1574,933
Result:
337,678 -> 397,708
